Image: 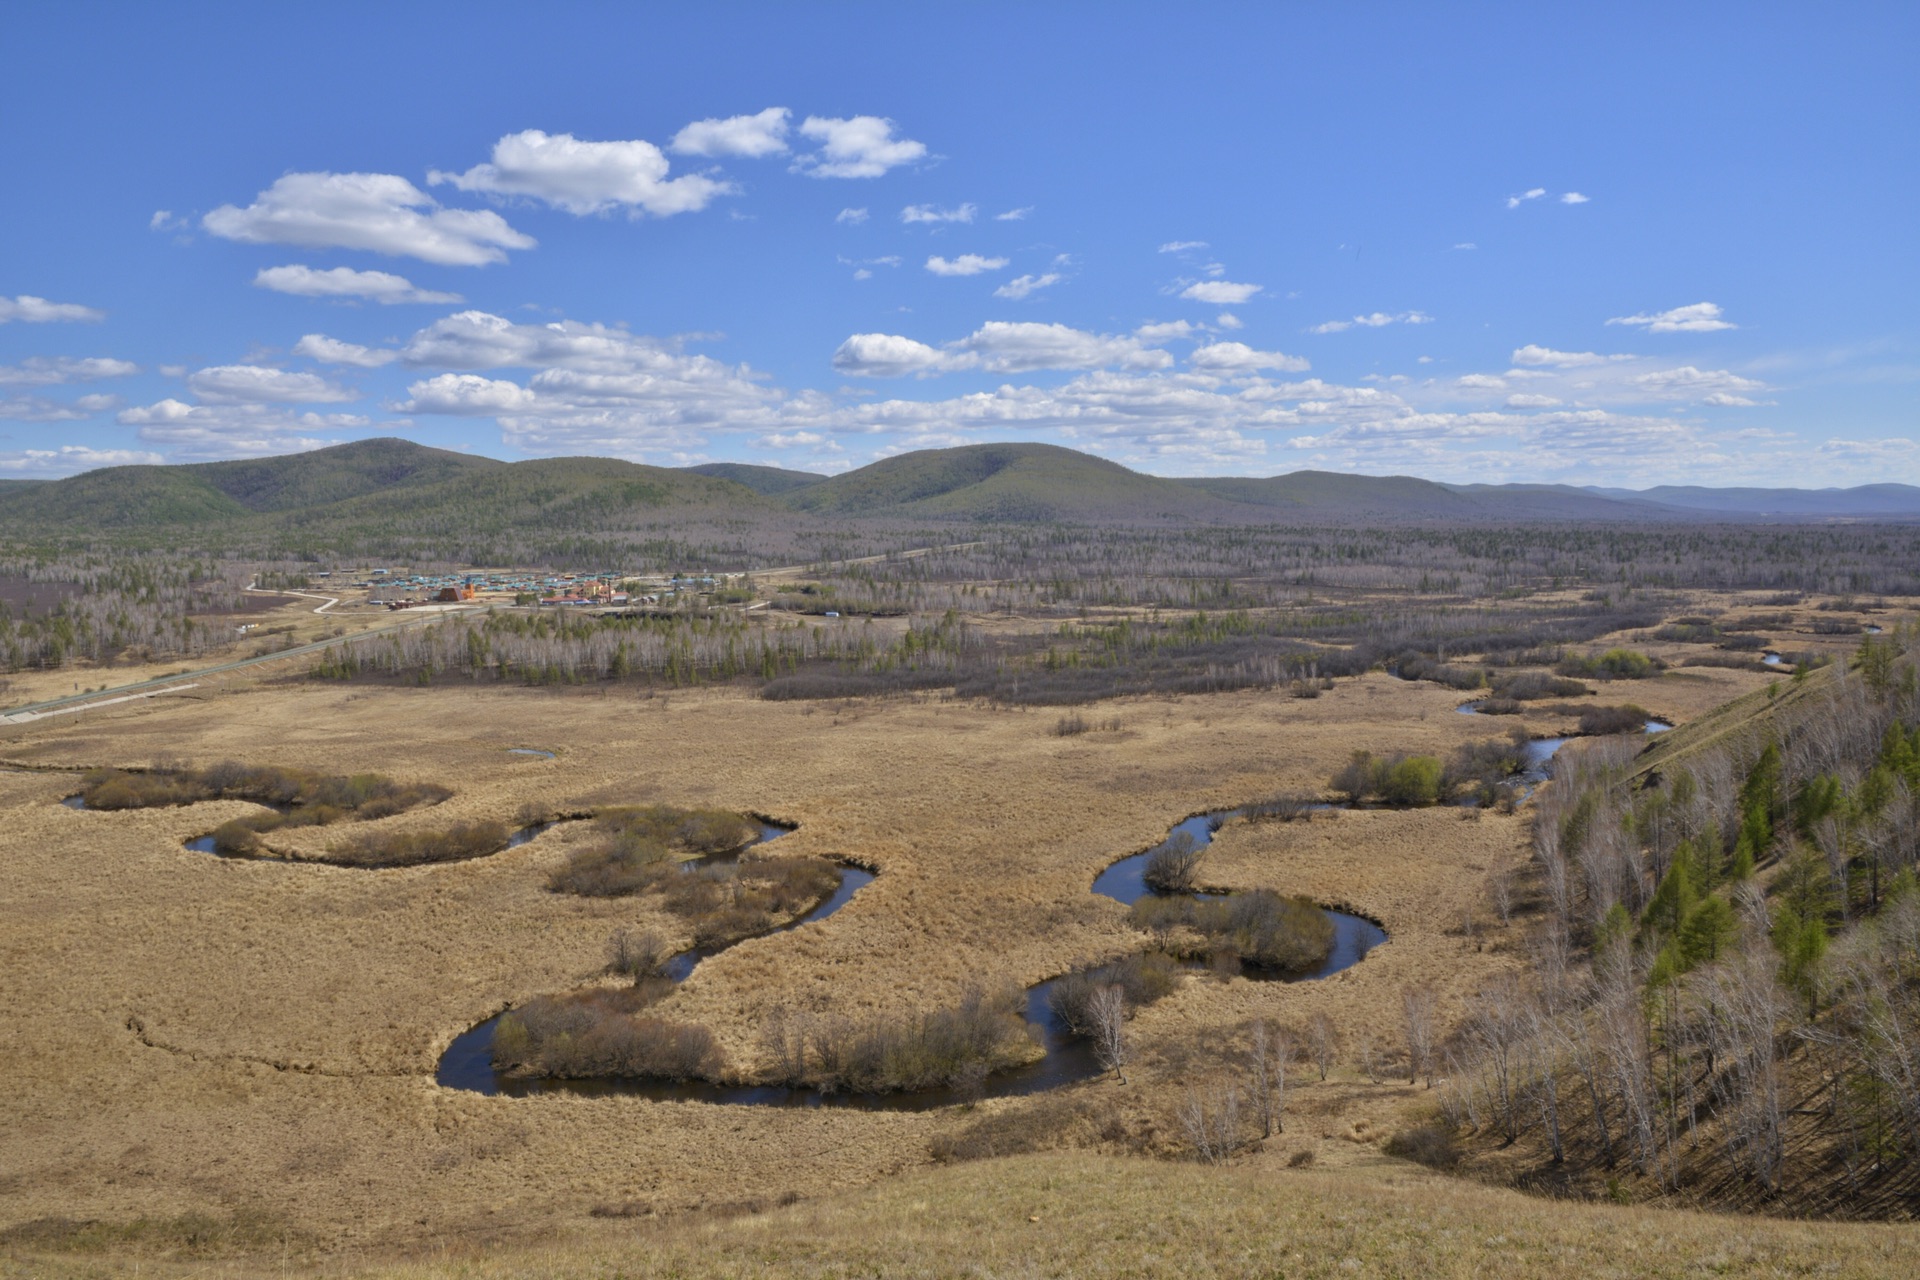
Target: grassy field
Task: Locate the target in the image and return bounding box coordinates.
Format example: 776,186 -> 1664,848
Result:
0,584 -> 1912,1276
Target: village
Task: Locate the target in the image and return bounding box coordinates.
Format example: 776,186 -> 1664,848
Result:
309,568 -> 739,612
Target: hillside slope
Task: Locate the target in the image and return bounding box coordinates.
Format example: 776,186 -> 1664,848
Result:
683,462 -> 825,496
784,443 -> 1240,521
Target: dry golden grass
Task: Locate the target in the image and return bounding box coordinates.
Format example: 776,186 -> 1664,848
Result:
0,606 -> 1909,1273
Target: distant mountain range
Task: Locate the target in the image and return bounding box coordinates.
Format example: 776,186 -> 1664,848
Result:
0,439 -> 1914,554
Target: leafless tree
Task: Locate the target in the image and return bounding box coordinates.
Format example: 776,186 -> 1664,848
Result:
1403,985 -> 1437,1087
607,925 -> 673,981
1143,830 -> 1204,893
1087,984 -> 1129,1083
1308,1011 -> 1338,1081
1179,1081 -> 1243,1164
1248,1019 -> 1290,1137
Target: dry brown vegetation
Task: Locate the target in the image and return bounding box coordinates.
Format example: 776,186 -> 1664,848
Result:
0,582 -> 1913,1276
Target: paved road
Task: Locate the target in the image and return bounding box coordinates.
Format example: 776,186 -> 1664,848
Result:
0,611 -> 463,723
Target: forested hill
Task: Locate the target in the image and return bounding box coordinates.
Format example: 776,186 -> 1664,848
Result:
1,437 -> 1917,560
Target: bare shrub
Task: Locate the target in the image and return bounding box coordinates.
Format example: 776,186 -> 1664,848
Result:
326,819 -> 508,868
1180,1081 -> 1244,1163
1128,891 -> 1335,974
1142,830 -> 1204,893
1308,1011 -> 1339,1081
1384,1122 -> 1462,1169
1048,952 -> 1180,1034
607,925 -> 674,981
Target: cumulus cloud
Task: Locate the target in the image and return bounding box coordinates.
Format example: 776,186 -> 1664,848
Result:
0,295 -> 104,323
1505,393 -> 1561,408
204,172 -> 534,266
1134,320 -> 1198,343
835,207 -> 870,224
0,445 -> 165,474
995,207 -> 1034,221
1216,313 -> 1243,330
117,399 -> 364,457
1561,192 -> 1590,204
829,333 -> 951,378
1510,344 -> 1634,368
397,373 -> 540,414
0,356 -> 139,386
1180,280 -> 1261,305
793,116 -> 927,178
293,334 -> 398,367
1311,311 -> 1431,334
398,309 -> 753,377
832,322 -> 1174,377
186,365 -> 356,404
0,395 -> 122,422
669,107 -> 791,158
925,254 -> 1008,276
901,202 -> 976,224
1188,342 -> 1309,374
1607,302 -> 1736,333
430,130 -> 731,217
1158,240 -> 1208,253
1456,374 -> 1508,390
1632,366 -> 1766,399
253,264 -> 462,305
1506,187 -> 1548,209
993,272 -> 1062,300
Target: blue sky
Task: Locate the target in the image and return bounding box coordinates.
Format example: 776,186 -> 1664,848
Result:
1,1 -> 1915,486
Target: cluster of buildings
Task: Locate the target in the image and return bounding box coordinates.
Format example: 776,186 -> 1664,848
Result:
316,568 -> 733,611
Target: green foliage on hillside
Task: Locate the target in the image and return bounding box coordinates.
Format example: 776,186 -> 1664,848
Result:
684,462 -> 826,495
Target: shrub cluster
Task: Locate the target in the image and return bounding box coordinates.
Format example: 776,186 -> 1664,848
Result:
546,805 -> 759,896
761,985 -> 1038,1094
1047,951 -> 1181,1035
1555,647 -> 1658,680
1490,671 -> 1593,701
491,986 -> 719,1080
324,819 -> 508,868
1129,890 -> 1334,974
1330,751 -> 1445,805
80,762 -> 449,824
1142,831 -> 1205,892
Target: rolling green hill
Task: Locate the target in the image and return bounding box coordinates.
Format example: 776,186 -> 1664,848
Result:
683,462 -> 826,496
782,442 -> 1237,522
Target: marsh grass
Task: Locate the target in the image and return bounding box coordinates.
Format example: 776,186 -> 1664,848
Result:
79,762 -> 450,823
546,805 -> 758,896
491,984 -> 716,1080
762,985 -> 1039,1094
1128,890 -> 1335,974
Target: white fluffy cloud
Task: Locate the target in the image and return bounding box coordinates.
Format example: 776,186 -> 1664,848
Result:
901,202 -> 976,224
1510,345 -> 1634,368
1134,320 -> 1197,343
829,333 -> 951,378
1506,187 -> 1548,208
1561,192 -> 1590,204
398,309 -> 739,375
993,272 -> 1062,300
1158,240 -> 1208,253
1607,302 -> 1736,333
0,356 -> 138,386
204,172 -> 534,266
926,254 -> 1008,276
397,373 -> 541,414
0,394 -> 122,422
0,445 -> 165,474
0,295 -> 104,323
117,399 -> 364,458
1311,311 -> 1431,334
1633,366 -> 1766,398
995,207 -> 1034,221
186,365 -> 356,404
793,116 -> 927,178
669,107 -> 791,158
293,334 -> 398,367
1188,342 -> 1309,374
430,130 -> 731,217
253,264 -> 462,305
1180,280 -> 1261,305
835,207 -> 869,224
832,322 -> 1174,377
